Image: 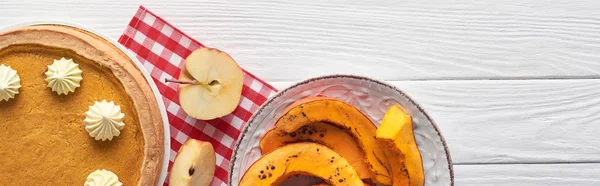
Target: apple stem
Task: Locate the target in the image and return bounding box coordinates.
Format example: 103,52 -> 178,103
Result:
165,79 -> 197,85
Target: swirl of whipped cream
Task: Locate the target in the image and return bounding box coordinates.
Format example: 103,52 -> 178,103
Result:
45,57 -> 83,95
0,64 -> 21,102
84,169 -> 123,186
84,100 -> 125,141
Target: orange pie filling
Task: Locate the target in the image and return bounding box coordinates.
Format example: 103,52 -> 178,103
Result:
0,44 -> 145,185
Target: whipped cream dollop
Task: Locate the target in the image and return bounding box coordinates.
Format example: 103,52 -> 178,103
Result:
0,64 -> 21,102
45,57 -> 83,95
84,169 -> 123,186
84,100 -> 125,141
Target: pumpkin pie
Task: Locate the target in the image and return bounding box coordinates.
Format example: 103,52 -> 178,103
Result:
0,25 -> 164,185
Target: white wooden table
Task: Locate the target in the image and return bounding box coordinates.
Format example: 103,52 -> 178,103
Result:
2,0 -> 599,185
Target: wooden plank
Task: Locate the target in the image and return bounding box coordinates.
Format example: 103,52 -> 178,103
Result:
455,163 -> 600,185
270,79 -> 600,164
2,0 -> 600,80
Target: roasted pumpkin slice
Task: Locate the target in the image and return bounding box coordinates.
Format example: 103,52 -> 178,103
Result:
260,122 -> 372,180
239,143 -> 362,186
274,97 -> 392,185
313,181 -> 371,186
376,105 -> 424,186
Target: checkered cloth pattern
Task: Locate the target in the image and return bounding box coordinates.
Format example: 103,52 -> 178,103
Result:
118,6 -> 278,186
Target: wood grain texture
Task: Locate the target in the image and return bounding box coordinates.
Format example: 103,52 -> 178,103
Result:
455,163 -> 600,185
270,79 -> 600,164
1,0 -> 600,81
1,1 -> 598,183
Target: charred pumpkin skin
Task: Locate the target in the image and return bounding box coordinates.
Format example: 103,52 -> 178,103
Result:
376,106 -> 424,186
281,95 -> 328,113
239,143 -> 362,186
313,182 -> 371,186
260,122 -> 373,180
274,97 -> 392,185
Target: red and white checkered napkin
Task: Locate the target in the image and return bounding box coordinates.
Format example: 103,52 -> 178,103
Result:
118,6 -> 278,186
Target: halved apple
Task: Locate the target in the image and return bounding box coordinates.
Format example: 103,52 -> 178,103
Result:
174,48 -> 244,120
169,139 -> 216,186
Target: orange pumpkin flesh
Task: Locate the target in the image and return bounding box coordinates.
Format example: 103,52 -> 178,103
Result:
376,106 -> 424,186
274,97 -> 392,185
260,122 -> 372,180
239,143 -> 362,186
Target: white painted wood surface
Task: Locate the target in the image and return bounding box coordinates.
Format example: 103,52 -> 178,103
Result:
3,0 -> 600,81
271,79 -> 600,164
454,163 -> 600,185
2,0 -> 599,185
